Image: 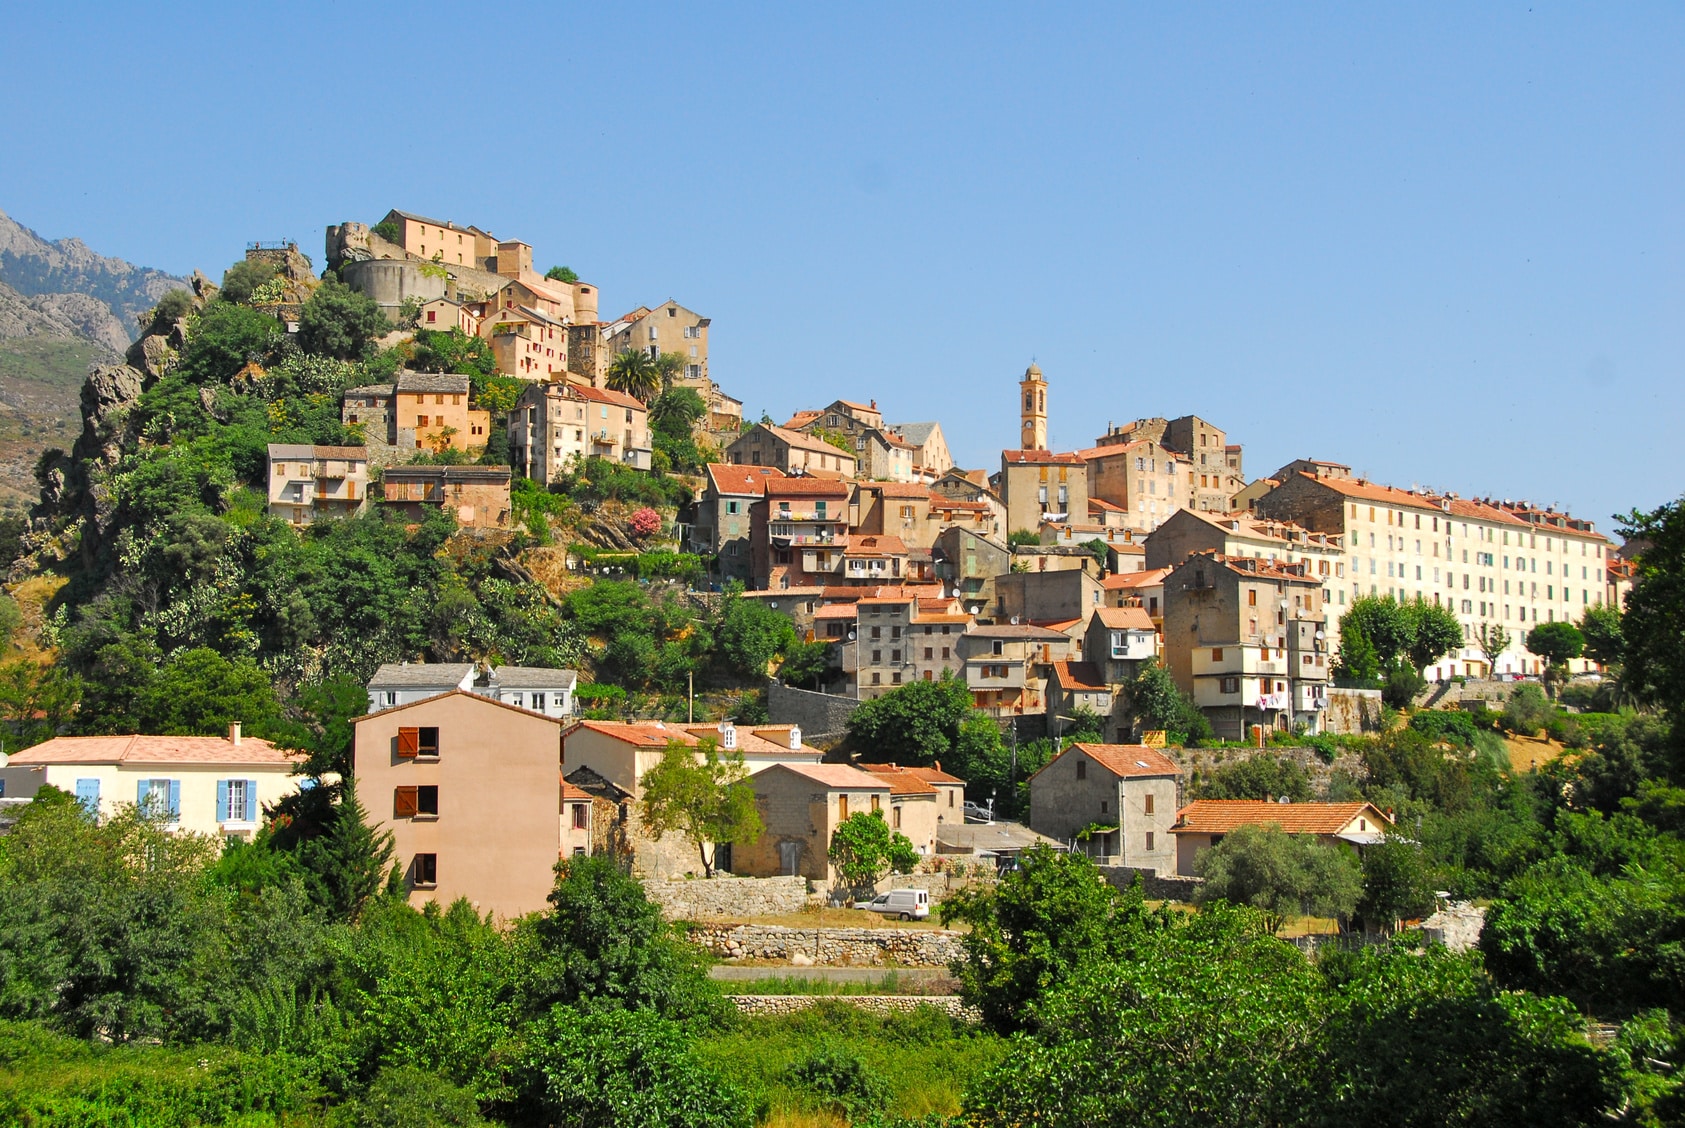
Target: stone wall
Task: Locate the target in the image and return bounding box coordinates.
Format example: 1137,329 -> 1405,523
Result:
646,875 -> 811,920
1176,744 -> 1368,802
1099,865 -> 1205,902
1420,902 -> 1485,953
729,995 -> 978,1021
688,924 -> 966,967
1324,688 -> 1384,734
766,680 -> 861,745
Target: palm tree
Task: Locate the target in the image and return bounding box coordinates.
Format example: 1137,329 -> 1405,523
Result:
605,350 -> 658,401
653,350 -> 687,393
649,387 -> 707,435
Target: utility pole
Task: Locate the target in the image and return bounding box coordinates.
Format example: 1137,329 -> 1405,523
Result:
688,670 -> 694,724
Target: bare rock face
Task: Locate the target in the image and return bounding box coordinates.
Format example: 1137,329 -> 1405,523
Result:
76,363 -> 145,466
125,332 -> 174,380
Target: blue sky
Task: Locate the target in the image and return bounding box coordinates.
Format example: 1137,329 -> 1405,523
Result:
2,3 -> 1679,531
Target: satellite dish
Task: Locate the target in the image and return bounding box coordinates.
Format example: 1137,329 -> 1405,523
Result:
769,602 -> 779,609
1315,630 -> 1325,640
1010,615 -> 1020,625
847,630 -> 857,640
0,751 -> 8,769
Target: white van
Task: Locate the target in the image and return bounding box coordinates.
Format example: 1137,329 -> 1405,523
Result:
854,888 -> 930,921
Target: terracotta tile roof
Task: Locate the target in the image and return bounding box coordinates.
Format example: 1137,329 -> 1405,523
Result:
782,410 -> 823,429
1003,449 -> 1086,465
767,763 -> 890,790
1074,441 -> 1149,460
854,764 -> 939,795
1051,661 -> 1108,692
1172,800 -> 1388,835
560,780 -> 593,801
843,535 -> 908,556
834,399 -> 877,413
1032,618 -> 1084,634
1071,743 -> 1183,778
912,612 -> 973,625
930,494 -> 989,511
901,765 -> 965,785
1088,498 -> 1128,513
966,624 -> 1071,640
1179,551 -> 1321,583
1293,473 -> 1527,524
812,603 -> 859,620
860,481 -> 931,498
570,720 -> 697,747
765,476 -> 852,498
566,384 -> 647,410
761,424 -> 858,459
1102,567 -> 1172,590
706,462 -> 785,496
15,734 -> 302,767
1094,606 -> 1155,631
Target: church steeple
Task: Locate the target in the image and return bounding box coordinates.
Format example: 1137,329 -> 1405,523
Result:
1019,363 -> 1047,451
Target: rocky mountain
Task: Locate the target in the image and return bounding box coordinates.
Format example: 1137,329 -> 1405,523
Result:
0,210 -> 188,512
0,209 -> 188,347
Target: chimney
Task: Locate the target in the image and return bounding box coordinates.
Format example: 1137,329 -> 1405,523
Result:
788,725 -> 802,750
229,721 -> 242,746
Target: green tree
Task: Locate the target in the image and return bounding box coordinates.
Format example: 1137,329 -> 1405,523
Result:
776,639 -> 831,690
220,259 -> 278,304
828,811 -> 919,894
1578,603 -> 1623,667
843,673 -> 974,763
297,279 -> 391,361
130,648 -> 279,736
0,661 -> 82,749
267,672 -> 368,778
1123,661 -> 1210,744
1190,754 -> 1314,802
653,351 -> 687,394
1194,823 -> 1362,933
1341,596 -> 1413,667
1618,501 -> 1685,728
544,265 -> 580,283
605,350 -> 659,402
1502,683 -> 1553,736
1527,621 -> 1585,699
1334,620 -> 1383,687
638,738 -> 763,878
1006,530 -> 1041,547
514,1006 -> 751,1128
1404,598 -> 1465,672
940,845 -> 1165,1033
410,328 -> 498,380
338,1064 -> 487,1128
1354,835 -> 1435,932
297,780 -> 395,922
522,854 -> 723,1022
177,301 -> 284,385
1476,620 -> 1512,670
716,588 -> 796,679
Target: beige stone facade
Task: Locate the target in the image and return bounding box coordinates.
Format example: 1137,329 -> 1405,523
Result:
728,424 -> 859,478
604,300 -> 710,386
380,465 -> 511,529
1079,439 -> 1191,533
998,449 -> 1089,536
1028,744 -> 1183,873
736,763 -> 893,885
509,382 -> 651,483
481,305 -> 571,379
267,443 -> 369,524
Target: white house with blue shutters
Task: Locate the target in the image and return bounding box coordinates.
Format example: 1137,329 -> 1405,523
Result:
0,723 -> 305,839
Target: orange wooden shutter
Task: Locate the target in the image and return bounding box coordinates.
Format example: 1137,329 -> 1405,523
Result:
394,786 -> 419,818
397,728 -> 420,758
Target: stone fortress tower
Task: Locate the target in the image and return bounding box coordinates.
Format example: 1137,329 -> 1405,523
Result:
1020,362 -> 1048,451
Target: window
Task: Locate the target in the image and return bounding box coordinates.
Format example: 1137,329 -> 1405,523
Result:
1220,676 -> 1240,694
532,693 -> 547,712
218,778 -> 255,822
1211,648 -> 1224,661
1145,793 -> 1155,815
571,803 -> 589,830
417,786 -> 438,816
1145,831 -> 1155,852
839,795 -> 850,820
137,779 -> 180,821
74,778 -> 100,816
414,853 -> 438,887
992,640 -> 1004,656
1076,759 -> 1086,780
893,805 -> 902,828
1247,589 -> 1256,606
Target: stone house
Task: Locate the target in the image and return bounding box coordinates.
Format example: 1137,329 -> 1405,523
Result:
0,726 -> 304,843
861,763 -> 967,832
1103,567 -> 1171,625
727,423 -> 858,478
352,691 -> 576,919
1170,799 -> 1393,877
888,421 -> 953,477
379,465 -> 512,529
844,591 -> 971,697
854,427 -> 920,482
995,566 -> 1105,627
691,463 -> 786,584
997,449 -> 1089,537
933,526 -> 1010,619
736,763 -> 893,884
1078,438 -> 1190,533
562,720 -> 824,879
377,209 -> 499,270
482,305 -> 570,380
1028,743 -> 1183,874
853,482 -> 939,549
752,476 -> 853,589
1046,662 -> 1114,736
266,443 -> 369,525
1161,552 -> 1330,739
958,623 -> 1078,719
509,381 -> 651,484
929,493 -> 1003,542
851,764 -> 942,856
342,371 -> 491,457
418,296 -> 480,336
604,300 -> 710,386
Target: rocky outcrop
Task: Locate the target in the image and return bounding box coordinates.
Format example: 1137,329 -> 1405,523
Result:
0,208 -> 188,344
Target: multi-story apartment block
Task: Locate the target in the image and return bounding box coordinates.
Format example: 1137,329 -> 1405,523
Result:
342,372 -> 492,457
267,443 -> 369,524
998,449 -> 1089,536
691,463 -> 785,584
995,566 -> 1106,628
604,300 -> 709,385
853,482 -> 937,549
380,465 -> 512,529
934,526 -> 1011,619
752,477 -> 853,589
929,493 -> 1003,541
1255,473 -> 1615,679
1028,743 -> 1183,871
958,623 -> 1079,719
378,209 -> 499,269
1161,552 -> 1330,739
842,591 -> 971,697
1080,439 -> 1193,532
1103,567 -> 1171,626
481,305 -> 570,379
930,470 -> 1006,537
855,428 -> 921,481
509,382 -> 651,483
727,423 -> 859,478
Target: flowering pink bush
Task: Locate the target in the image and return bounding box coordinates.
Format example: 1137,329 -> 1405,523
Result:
629,507 -> 662,538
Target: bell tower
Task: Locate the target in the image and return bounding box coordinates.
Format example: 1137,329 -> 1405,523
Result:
1019,363 -> 1047,451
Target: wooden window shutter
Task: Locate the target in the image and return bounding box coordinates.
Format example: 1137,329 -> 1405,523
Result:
397,727 -> 421,758
394,786 -> 419,818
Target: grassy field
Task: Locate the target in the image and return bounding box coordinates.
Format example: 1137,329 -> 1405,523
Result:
695,1001 -> 1004,1127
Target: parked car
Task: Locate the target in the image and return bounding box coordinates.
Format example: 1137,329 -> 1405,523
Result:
963,801 -> 993,824
853,888 -> 930,921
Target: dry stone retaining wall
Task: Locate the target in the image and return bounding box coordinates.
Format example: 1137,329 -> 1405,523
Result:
765,680 -> 861,746
689,924 -> 965,967
730,995 -> 978,1021
1099,865 -> 1204,902
647,875 -> 811,920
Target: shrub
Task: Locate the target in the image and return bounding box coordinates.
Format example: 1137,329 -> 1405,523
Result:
629,507 -> 662,538
1502,684 -> 1553,736
149,288 -> 195,328
1408,709 -> 1480,748
221,259 -> 279,304
784,1043 -> 890,1118
335,1064 -> 485,1127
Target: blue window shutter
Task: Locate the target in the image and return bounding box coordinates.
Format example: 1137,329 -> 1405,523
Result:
216,780 -> 229,822
138,779 -> 149,808
76,778 -> 99,816
247,780 -> 258,821
168,780 -> 181,820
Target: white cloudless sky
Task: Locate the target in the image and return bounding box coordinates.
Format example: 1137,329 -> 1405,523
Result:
2,2 -> 1679,529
